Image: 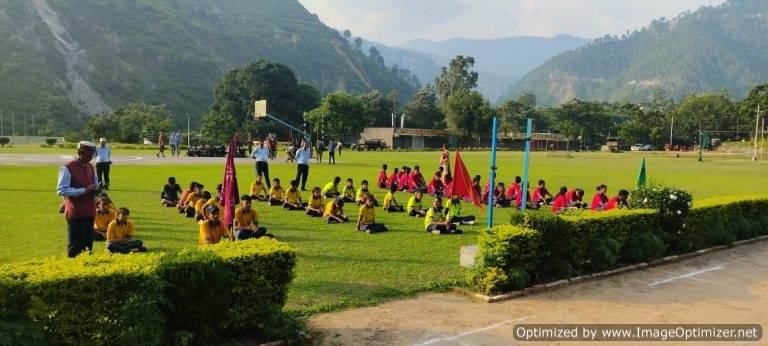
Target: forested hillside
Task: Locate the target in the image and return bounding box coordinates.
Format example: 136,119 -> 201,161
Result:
508,0 -> 768,105
0,0 -> 418,133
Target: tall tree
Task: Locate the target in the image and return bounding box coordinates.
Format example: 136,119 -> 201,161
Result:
550,100 -> 614,148
404,85 -> 443,129
359,90 -> 390,127
87,103 -> 172,143
435,56 -> 479,100
671,91 -> 737,144
443,91 -> 492,140
201,60 -> 320,143
307,92 -> 367,141
739,83 -> 768,135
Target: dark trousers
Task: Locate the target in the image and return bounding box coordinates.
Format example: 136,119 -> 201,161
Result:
295,164 -> 309,190
67,217 -> 94,258
359,223 -> 387,233
328,151 -> 336,164
427,223 -> 457,233
234,227 -> 266,241
256,161 -> 271,188
96,162 -> 110,187
107,239 -> 143,254
449,215 -> 476,224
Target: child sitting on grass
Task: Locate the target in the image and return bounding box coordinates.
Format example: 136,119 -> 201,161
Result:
427,171 -> 444,196
356,197 -> 388,233
493,182 -> 512,208
377,164 -> 388,189
323,198 -> 349,223
565,188 -> 587,209
250,174 -> 268,202
268,178 -> 285,206
161,176 -> 182,207
306,187 -> 325,217
198,205 -> 227,246
93,197 -> 117,241
425,197 -> 461,235
407,190 -> 427,217
342,178 -> 356,203
605,189 -> 630,211
106,207 -> 147,254
356,180 -> 378,206
445,194 -> 476,225
184,183 -> 204,217
233,196 -> 269,240
177,181 -> 197,213
322,177 -> 342,198
591,184 -> 609,211
551,186 -> 569,214
383,184 -> 405,213
283,180 -> 306,210
194,191 -> 212,221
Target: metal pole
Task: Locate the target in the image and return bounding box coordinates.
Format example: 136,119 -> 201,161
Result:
669,116 -> 674,148
487,116 -> 498,229
12,112 -> 15,137
761,117 -> 765,161
698,130 -> 703,162
1,110 -> 3,136
520,118 -> 533,212
187,114 -> 191,147
753,105 -> 760,161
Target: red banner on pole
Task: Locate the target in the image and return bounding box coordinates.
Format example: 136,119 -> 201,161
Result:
222,133 -> 240,229
452,150 -> 483,209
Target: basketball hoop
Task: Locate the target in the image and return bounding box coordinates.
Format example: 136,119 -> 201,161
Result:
254,100 -> 267,119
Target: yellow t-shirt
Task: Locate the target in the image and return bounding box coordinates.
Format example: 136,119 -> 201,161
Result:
285,189 -> 302,204
250,181 -> 267,197
406,196 -> 423,212
322,182 -> 338,195
106,219 -> 135,242
383,191 -> 397,208
204,198 -> 222,211
323,201 -> 339,218
269,186 -> 285,200
358,205 -> 375,225
194,198 -> 207,214
198,220 -> 226,245
185,192 -> 202,207
93,209 -> 118,231
356,188 -> 372,203
308,195 -> 324,209
424,207 -> 446,230
343,185 -> 355,199
234,207 -> 258,228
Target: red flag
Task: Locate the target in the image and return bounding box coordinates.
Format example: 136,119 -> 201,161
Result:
452,150 -> 483,209
222,133 -> 241,230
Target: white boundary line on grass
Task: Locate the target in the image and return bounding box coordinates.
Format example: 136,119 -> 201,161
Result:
414,316 -> 530,346
647,266 -> 723,287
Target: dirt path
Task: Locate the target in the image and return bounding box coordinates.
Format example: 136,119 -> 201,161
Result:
0,153 -> 298,166
310,240 -> 768,345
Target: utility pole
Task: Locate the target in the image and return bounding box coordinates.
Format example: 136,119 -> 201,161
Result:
12,112 -> 15,137
669,116 -> 674,148
753,105 -> 761,162
32,114 -> 35,136
187,113 -> 190,147
761,116 -> 765,161
0,110 -> 3,136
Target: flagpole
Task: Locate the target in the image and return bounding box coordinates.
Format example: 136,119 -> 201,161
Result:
487,116 -> 498,228
520,118 -> 533,212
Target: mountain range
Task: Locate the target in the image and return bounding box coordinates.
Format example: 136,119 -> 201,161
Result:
508,0 -> 768,105
0,0 -> 418,132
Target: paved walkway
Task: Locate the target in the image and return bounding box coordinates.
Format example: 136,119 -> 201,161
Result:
0,153 -> 295,166
310,240 -> 768,345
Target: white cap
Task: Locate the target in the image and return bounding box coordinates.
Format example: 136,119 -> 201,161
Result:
99,138 -> 106,142
77,141 -> 96,149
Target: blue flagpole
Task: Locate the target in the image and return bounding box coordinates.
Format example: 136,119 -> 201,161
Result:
520,118 -> 533,212
487,116 -> 498,229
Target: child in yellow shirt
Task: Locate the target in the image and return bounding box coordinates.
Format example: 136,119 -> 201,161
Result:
194,191 -> 212,221
306,187 -> 325,217
93,197 -> 117,241
356,197 -> 388,233
233,196 -> 270,240
323,198 -> 349,223
106,208 -> 147,253
198,205 -> 227,246
250,175 -> 268,202
283,180 -> 306,210
383,184 -> 405,213
342,178 -> 356,203
268,178 -> 285,206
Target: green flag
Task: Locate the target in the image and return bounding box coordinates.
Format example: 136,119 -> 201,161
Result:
636,157 -> 647,188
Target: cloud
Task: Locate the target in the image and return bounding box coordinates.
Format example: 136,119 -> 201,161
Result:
299,0 -> 727,45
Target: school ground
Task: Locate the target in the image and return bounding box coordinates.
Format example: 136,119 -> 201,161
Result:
1,148 -> 767,318
311,239 -> 768,345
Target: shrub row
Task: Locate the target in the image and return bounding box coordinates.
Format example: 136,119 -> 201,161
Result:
0,239 -> 295,344
471,196 -> 768,294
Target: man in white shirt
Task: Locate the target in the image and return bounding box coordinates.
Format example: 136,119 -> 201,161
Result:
294,140 -> 312,191
250,139 -> 271,188
95,138 -> 112,190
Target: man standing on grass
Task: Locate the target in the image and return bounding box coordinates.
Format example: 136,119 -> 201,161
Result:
95,138 -> 112,190
156,132 -> 166,158
295,140 -> 311,191
250,139 -> 271,188
57,141 -> 100,258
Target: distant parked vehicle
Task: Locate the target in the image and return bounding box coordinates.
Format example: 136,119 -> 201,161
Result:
642,144 -> 653,151
356,139 -> 387,151
630,144 -> 644,151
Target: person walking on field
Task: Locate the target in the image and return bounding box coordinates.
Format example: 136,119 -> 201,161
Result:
295,140 -> 311,191
169,132 -> 180,157
95,138 -> 112,190
328,140 -> 336,164
250,139 -> 271,188
156,132 -> 166,158
337,140 -> 343,157
57,141 -> 100,258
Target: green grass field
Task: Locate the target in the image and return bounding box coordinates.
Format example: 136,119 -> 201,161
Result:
1,149 -> 767,315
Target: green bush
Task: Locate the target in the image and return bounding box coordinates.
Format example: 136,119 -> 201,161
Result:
0,239 -> 297,344
474,196 -> 768,294
45,138 -> 57,147
0,137 -> 9,147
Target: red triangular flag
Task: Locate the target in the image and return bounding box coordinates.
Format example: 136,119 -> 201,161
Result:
222,133 -> 241,230
452,150 -> 483,209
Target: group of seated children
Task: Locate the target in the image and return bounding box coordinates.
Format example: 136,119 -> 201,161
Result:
94,193 -> 147,254
377,164 -> 426,192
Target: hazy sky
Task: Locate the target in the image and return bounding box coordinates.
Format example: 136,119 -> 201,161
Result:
298,0 -> 727,45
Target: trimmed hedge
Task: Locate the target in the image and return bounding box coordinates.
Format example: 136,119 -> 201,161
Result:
0,239 -> 296,344
471,196 -> 768,294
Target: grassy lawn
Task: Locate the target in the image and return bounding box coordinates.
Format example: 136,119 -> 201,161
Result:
1,150 -> 767,315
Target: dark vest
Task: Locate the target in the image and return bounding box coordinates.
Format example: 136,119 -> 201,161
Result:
64,160 -> 96,219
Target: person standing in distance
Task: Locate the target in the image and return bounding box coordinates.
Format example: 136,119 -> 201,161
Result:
95,138 -> 112,190
250,139 -> 271,188
156,132 -> 166,158
295,140 -> 311,191
328,140 -> 336,164
57,141 -> 100,258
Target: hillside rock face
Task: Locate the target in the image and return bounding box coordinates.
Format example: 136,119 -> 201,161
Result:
0,0 -> 417,130
508,0 -> 768,106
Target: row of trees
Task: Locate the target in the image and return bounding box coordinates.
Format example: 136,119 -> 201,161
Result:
86,57 -> 767,147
